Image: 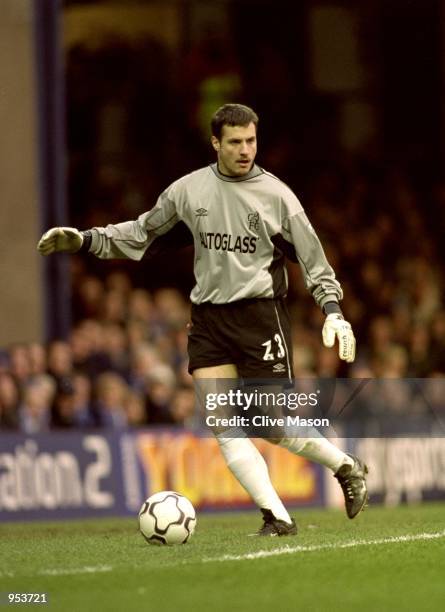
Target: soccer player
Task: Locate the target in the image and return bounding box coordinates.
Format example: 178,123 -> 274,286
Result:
38,103 -> 368,536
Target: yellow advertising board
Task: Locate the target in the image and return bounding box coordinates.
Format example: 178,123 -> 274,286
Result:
135,432 -> 323,508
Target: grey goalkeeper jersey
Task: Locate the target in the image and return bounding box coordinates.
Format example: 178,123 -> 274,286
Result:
88,163 -> 343,308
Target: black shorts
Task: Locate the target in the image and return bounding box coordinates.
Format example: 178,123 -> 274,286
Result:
187,298 -> 294,380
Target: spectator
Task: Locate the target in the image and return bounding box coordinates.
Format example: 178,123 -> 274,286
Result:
125,391 -> 147,427
28,342 -> 47,376
169,386 -> 196,427
51,375 -> 93,429
145,364 -> 177,425
102,323 -> 131,379
19,375 -> 55,434
47,340 -> 73,381
9,344 -> 31,385
0,372 -> 20,429
94,372 -> 128,429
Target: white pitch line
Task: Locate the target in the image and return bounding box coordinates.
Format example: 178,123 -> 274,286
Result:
39,565 -> 113,577
203,530 -> 445,563
0,565 -> 113,579
3,530 -> 444,578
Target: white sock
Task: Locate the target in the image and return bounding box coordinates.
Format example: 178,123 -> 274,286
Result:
279,435 -> 353,472
217,436 -> 292,524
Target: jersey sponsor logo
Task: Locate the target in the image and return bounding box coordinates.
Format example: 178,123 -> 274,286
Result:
272,363 -> 286,373
248,211 -> 260,231
195,208 -> 208,217
199,232 -> 257,253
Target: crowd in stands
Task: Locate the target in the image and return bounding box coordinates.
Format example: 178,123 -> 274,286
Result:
1,34 -> 444,432
1,204 -> 444,432
0,282 -> 196,432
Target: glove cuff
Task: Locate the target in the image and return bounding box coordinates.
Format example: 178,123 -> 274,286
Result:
79,230 -> 92,253
323,301 -> 343,316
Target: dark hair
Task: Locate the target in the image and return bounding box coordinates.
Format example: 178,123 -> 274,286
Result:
211,103 -> 259,140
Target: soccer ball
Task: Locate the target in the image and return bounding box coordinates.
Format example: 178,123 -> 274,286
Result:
139,491 -> 197,545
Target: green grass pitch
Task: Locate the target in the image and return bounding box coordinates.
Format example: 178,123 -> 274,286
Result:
0,503 -> 444,612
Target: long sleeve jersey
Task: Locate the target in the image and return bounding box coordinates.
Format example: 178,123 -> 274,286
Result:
88,163 -> 343,308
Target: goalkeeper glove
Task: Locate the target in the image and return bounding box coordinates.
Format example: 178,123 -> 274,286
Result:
322,313 -> 356,363
37,227 -> 83,255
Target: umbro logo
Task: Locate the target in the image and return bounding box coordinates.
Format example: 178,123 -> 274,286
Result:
195,208 -> 208,217
272,363 -> 286,373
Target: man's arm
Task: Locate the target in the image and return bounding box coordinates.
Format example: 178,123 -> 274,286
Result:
280,209 -> 356,363
281,210 -> 343,311
37,187 -> 184,260
38,220 -> 193,260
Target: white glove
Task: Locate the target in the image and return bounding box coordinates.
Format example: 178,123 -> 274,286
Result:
37,227 -> 83,255
322,313 -> 356,363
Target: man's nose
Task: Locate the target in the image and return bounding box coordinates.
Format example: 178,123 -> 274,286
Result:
240,142 -> 249,155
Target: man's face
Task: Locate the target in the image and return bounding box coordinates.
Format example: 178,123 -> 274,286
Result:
211,122 -> 257,177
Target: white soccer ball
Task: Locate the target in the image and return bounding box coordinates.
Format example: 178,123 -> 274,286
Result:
138,491 -> 197,545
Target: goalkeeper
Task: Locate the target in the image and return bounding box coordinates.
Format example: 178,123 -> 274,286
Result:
38,103 -> 368,536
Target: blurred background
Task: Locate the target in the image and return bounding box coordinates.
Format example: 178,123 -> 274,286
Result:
0,0 -> 444,516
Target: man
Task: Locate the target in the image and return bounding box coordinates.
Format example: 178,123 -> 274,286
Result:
38,103 -> 368,536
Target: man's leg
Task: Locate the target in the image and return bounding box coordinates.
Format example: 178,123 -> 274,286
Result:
193,364 -> 296,533
279,435 -> 352,472
242,382 -> 353,472
277,435 -> 368,518
244,383 -> 367,519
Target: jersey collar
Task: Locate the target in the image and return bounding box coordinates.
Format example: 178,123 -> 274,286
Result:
210,163 -> 264,182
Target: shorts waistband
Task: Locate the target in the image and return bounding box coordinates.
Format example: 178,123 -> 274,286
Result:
192,296 -> 287,309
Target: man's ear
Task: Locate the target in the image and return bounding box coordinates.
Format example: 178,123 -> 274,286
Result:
211,136 -> 220,152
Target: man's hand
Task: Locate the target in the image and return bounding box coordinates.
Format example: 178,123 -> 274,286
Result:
322,313 -> 356,363
37,227 -> 83,255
